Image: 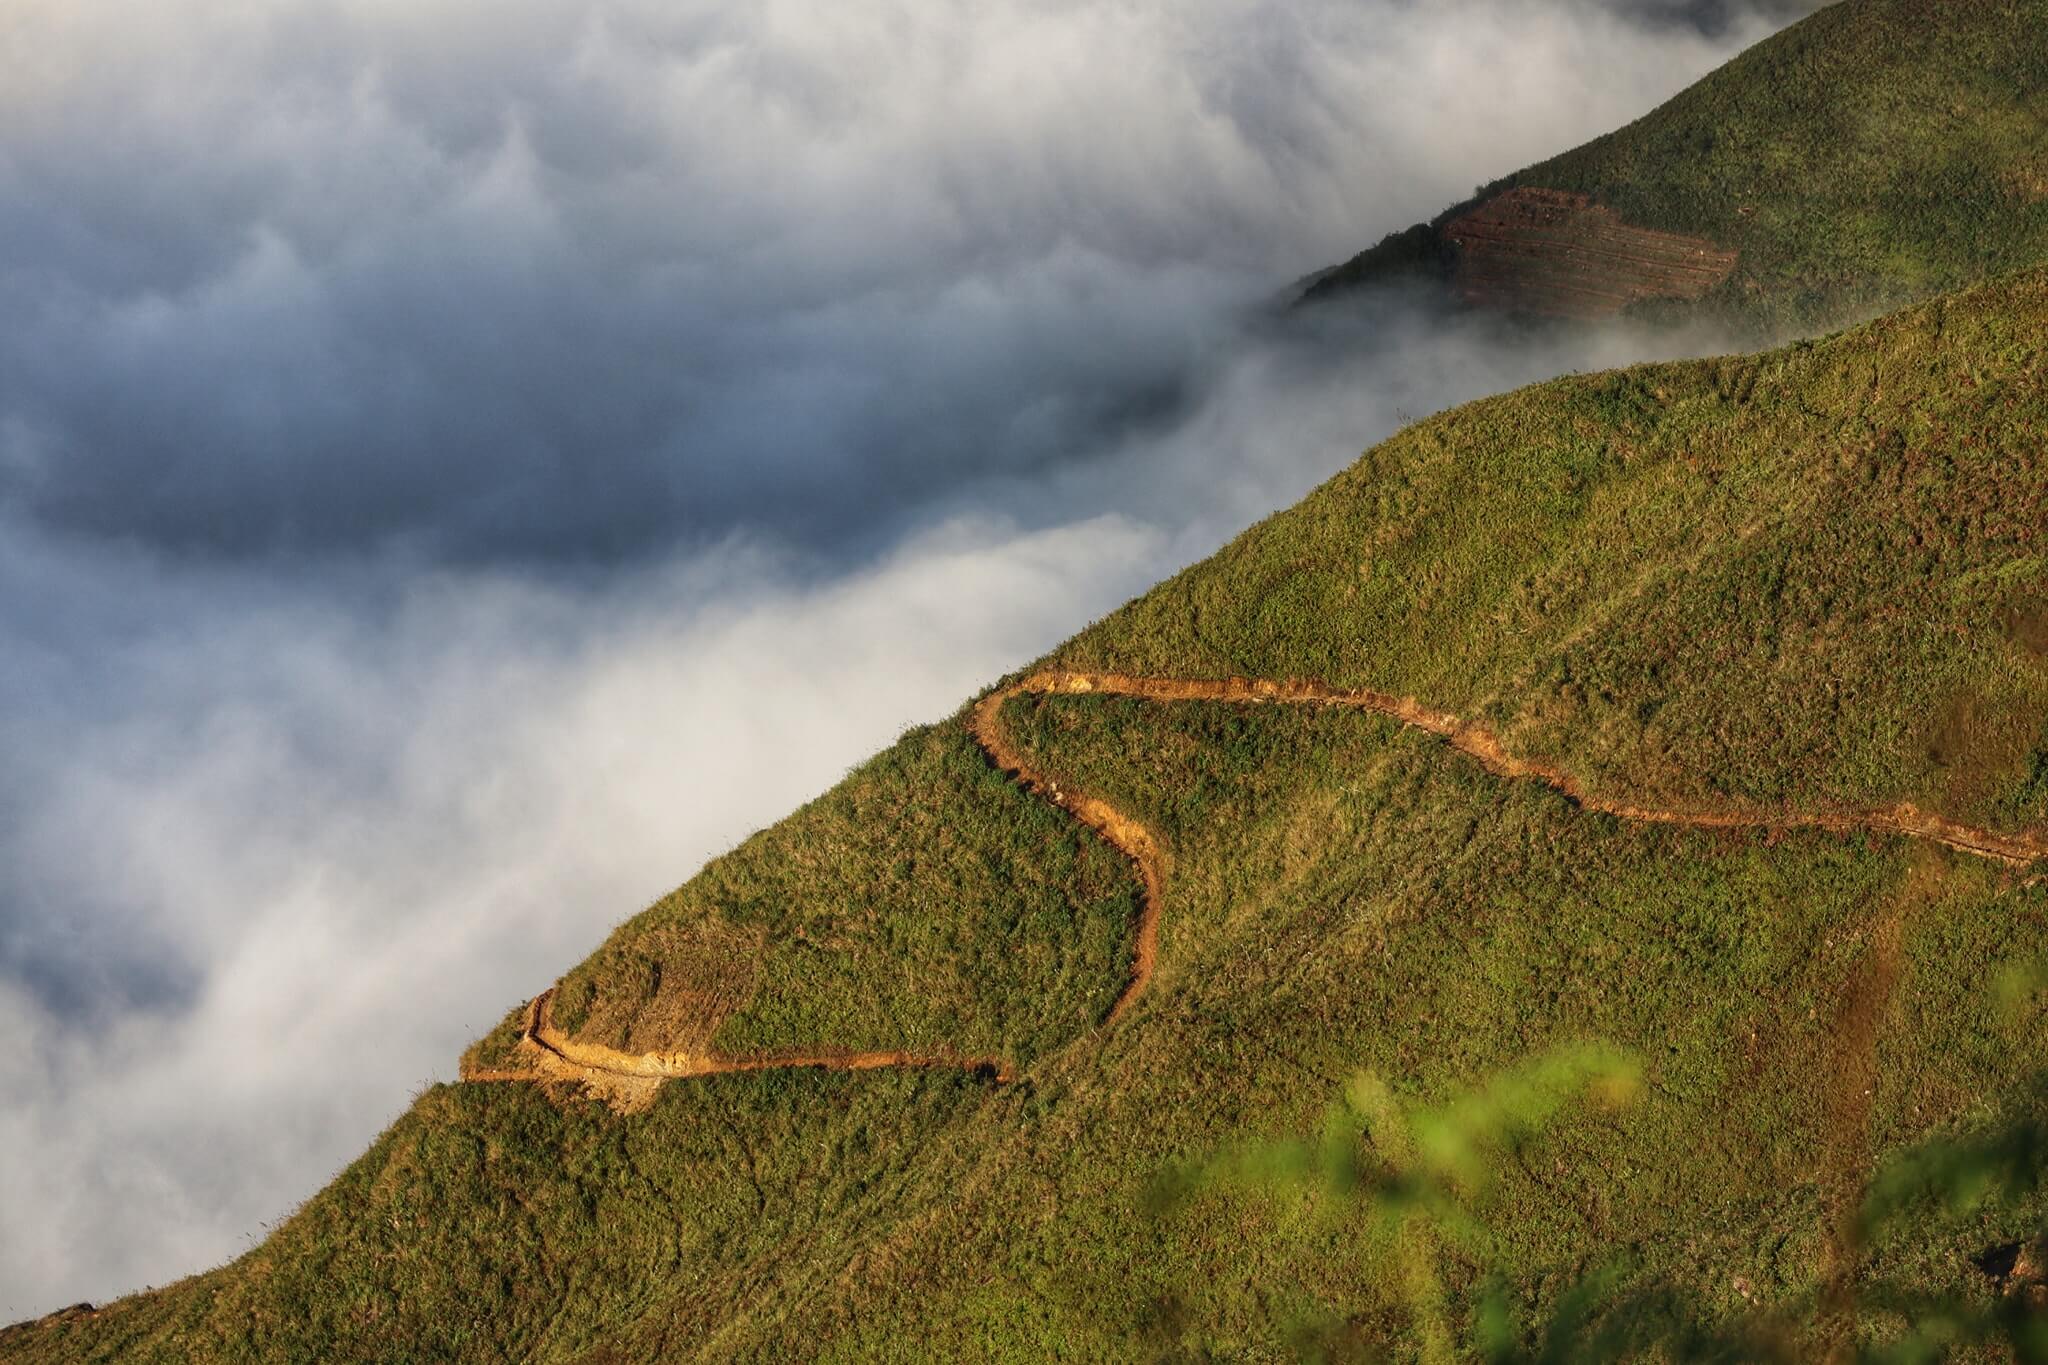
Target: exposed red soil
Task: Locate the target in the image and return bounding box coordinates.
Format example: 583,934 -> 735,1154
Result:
1444,187 -> 1739,319
468,669 -> 2043,1108
463,990 -> 1013,1111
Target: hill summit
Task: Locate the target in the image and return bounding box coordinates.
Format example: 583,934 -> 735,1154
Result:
1302,0 -> 2048,333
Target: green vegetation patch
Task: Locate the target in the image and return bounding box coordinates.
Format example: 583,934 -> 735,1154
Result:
17,691 -> 2045,1360
818,693 -> 2048,1358
11,1070 -> 1019,1364
1062,268 -> 2048,837
539,719 -> 1136,1071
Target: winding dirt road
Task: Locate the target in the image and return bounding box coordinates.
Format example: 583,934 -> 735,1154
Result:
464,990 -> 1011,1108
467,669 -> 2047,1102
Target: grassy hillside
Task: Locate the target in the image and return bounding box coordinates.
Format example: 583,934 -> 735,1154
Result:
13,261 -> 2045,1361
1302,0 -> 2048,333
1068,271 -> 2048,841
462,724 -> 1136,1084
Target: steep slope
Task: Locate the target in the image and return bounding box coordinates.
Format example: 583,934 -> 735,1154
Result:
1301,0 -> 2048,332
459,725 -> 1137,1107
12,265 -> 2045,1363
1067,274 -> 2048,845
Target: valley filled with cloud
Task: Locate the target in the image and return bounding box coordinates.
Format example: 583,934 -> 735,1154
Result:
0,0 -> 1811,1315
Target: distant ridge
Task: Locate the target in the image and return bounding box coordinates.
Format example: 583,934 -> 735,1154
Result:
1301,0 -> 2048,332
1437,187 -> 1739,318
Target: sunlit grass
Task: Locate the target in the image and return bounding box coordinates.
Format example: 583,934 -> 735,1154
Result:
1309,0 -> 2048,334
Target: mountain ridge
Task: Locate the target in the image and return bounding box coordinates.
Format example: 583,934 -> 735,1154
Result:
10,2 -> 2048,1356
1301,0 -> 2048,332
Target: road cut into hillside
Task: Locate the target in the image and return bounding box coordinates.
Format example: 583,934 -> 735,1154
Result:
463,988 -> 1014,1110
469,669 -> 2048,1106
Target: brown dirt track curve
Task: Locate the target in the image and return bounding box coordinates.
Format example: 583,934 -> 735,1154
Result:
466,670 -> 2047,1103
464,990 -> 1012,1110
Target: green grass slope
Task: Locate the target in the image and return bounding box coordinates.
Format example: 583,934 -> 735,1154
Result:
1302,0 -> 2048,333
1067,270 -> 2048,841
12,265 -> 2045,1362
463,724 -> 1135,1081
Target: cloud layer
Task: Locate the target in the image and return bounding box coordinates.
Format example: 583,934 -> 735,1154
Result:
1,0 -> 1810,1317
4,0 -> 1798,561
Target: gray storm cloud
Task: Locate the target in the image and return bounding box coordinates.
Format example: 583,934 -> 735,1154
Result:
3,0 -> 1802,560
2,0 -> 1814,1317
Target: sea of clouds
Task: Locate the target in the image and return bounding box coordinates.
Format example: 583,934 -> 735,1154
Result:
0,0 -> 1814,1315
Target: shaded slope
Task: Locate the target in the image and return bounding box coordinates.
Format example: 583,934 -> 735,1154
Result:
1302,0 -> 2048,331
10,272 -> 2048,1361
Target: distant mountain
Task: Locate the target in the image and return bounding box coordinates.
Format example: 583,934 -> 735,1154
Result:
9,4 -> 2047,1360
1300,0 -> 2048,333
